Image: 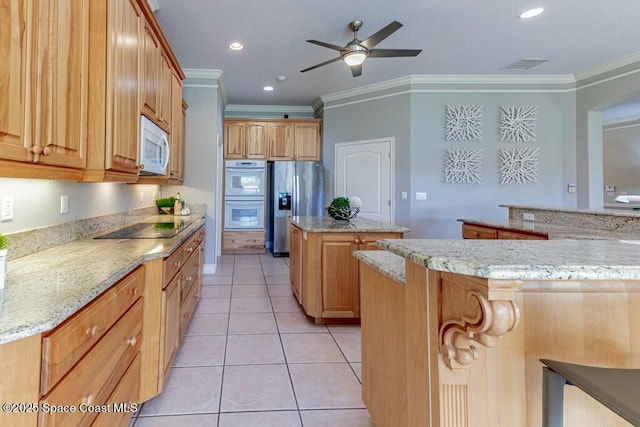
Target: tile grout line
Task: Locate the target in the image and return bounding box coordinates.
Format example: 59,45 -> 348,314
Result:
215,254 -> 235,427
262,255 -> 305,426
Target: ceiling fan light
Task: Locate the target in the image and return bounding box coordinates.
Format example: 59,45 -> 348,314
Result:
343,51 -> 367,66
519,7 -> 544,19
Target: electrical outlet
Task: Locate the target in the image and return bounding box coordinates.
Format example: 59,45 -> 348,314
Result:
60,195 -> 69,214
605,185 -> 615,192
401,192 -> 408,200
416,192 -> 427,200
1,197 -> 14,221
523,212 -> 535,221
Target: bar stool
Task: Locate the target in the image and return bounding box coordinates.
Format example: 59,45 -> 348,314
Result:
541,359 -> 640,426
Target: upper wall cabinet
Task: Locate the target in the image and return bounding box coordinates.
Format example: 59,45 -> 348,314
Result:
0,0 -> 89,180
224,119 -> 322,161
84,0 -> 143,182
0,0 -> 184,182
224,121 -> 268,159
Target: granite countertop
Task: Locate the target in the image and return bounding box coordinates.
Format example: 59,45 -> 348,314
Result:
500,204 -> 640,218
0,215 -> 205,345
291,216 -> 409,234
353,250 -> 406,285
458,218 -> 640,240
377,238 -> 640,281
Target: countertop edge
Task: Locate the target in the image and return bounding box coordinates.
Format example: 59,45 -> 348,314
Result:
353,250 -> 406,285
0,217 -> 205,345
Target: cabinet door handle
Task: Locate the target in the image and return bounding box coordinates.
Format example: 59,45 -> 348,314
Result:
86,325 -> 98,337
360,238 -> 367,245
128,287 -> 139,297
127,336 -> 137,347
354,238 -> 360,244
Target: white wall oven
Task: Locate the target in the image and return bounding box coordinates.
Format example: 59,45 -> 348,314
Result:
224,160 -> 266,230
224,160 -> 265,197
224,198 -> 265,230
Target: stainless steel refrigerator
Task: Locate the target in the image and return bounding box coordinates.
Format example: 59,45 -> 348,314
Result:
268,161 -> 324,256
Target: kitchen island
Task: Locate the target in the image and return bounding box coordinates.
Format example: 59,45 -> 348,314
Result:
289,216 -> 408,323
356,239 -> 640,427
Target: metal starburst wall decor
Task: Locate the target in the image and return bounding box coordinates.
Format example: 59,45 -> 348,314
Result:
499,105 -> 538,142
499,147 -> 539,184
444,147 -> 483,184
445,105 -> 484,141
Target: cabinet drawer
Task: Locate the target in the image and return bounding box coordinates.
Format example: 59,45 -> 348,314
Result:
462,224 -> 498,239
181,247 -> 201,303
92,353 -> 141,427
498,230 -> 547,240
41,267 -> 143,394
39,300 -> 143,427
163,246 -> 184,287
183,227 -> 204,258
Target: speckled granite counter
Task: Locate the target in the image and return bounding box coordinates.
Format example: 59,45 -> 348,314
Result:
377,238 -> 640,280
0,215 -> 205,344
353,250 -> 406,285
457,218 -> 640,239
291,216 -> 409,233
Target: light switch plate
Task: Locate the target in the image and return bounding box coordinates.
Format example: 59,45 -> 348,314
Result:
416,192 -> 427,200
1,197 -> 13,221
401,192 -> 408,200
523,212 -> 535,221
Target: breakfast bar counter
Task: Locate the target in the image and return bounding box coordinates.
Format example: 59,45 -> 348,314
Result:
355,239 -> 640,427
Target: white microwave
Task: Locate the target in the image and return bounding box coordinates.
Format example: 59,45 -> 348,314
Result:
140,115 -> 170,175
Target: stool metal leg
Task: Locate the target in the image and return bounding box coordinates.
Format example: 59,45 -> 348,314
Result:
542,367 -> 566,427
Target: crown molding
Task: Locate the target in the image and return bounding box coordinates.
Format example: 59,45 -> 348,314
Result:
225,104 -> 314,114
321,74 -> 576,104
183,69 -> 227,107
574,51 -> 640,84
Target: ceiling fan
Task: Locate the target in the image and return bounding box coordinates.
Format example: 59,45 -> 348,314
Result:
301,20 -> 422,77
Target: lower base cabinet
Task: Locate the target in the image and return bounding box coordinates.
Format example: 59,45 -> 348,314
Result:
290,225 -> 403,322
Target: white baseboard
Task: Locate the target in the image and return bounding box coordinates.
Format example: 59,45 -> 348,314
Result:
203,263 -> 217,274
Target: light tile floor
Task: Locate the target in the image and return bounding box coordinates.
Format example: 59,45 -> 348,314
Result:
131,254 -> 374,426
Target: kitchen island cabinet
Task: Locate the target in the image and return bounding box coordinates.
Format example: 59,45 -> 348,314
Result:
356,239 -> 640,427
290,216 -> 407,323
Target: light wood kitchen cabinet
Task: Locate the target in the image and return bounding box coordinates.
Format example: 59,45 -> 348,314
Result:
168,74 -> 185,183
157,49 -> 173,131
293,121 -> 322,160
290,225 -> 303,303
84,0 -> 143,182
224,119 -> 322,160
461,222 -> 548,240
141,18 -> 160,121
292,225 -> 403,322
0,0 -> 31,164
223,120 -> 267,158
158,271 -> 180,391
0,0 -> 89,179
267,122 -> 293,160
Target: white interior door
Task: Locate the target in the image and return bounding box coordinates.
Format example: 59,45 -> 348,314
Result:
335,138 -> 393,224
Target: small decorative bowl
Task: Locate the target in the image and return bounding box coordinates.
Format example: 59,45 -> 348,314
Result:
160,207 -> 174,215
327,205 -> 359,221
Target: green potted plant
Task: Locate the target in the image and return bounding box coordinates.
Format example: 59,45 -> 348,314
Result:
326,196 -> 362,221
155,197 -> 176,214
0,233 -> 8,290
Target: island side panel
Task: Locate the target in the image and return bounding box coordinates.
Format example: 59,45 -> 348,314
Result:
360,261 -> 408,426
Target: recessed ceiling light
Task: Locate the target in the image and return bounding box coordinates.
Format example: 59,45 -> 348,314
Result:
263,86 -> 274,92
519,7 -> 544,19
228,42 -> 244,51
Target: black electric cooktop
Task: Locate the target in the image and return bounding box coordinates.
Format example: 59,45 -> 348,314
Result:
95,220 -> 192,239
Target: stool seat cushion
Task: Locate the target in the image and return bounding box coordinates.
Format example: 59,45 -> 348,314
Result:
541,359 -> 640,425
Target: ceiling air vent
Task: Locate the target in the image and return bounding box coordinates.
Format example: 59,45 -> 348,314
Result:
502,58 -> 549,71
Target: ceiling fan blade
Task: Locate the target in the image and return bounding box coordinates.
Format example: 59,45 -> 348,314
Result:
368,48 -> 422,58
306,39 -> 344,51
300,56 -> 342,73
360,21 -> 403,50
350,64 -> 362,77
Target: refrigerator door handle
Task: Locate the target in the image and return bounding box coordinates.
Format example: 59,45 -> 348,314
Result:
293,175 -> 300,216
